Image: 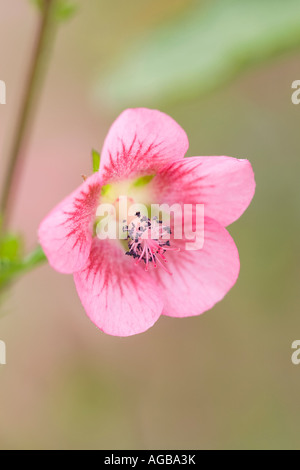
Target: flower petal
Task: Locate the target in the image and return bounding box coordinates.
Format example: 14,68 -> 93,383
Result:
100,108 -> 189,180
151,218 -> 240,318
38,173 -> 102,274
153,156 -> 255,226
74,239 -> 164,337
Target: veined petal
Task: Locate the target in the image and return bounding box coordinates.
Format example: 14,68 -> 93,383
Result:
151,218 -> 240,318
153,156 -> 255,227
100,108 -> 189,180
74,239 -> 164,337
38,172 -> 102,274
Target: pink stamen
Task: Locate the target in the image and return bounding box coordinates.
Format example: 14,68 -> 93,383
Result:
125,213 -> 179,275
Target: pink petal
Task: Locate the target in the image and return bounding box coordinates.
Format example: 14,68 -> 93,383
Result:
38,173 -> 102,274
74,239 -> 164,337
100,108 -> 189,180
153,156 -> 255,227
151,218 -> 240,318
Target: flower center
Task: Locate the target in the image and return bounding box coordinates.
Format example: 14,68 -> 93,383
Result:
125,212 -> 179,275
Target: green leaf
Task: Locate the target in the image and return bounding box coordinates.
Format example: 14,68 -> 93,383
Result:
30,0 -> 77,22
96,0 -> 300,108
0,244 -> 47,289
54,0 -> 77,21
0,234 -> 22,262
92,149 -> 101,173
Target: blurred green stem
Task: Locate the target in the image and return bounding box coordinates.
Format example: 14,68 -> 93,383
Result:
0,0 -> 55,231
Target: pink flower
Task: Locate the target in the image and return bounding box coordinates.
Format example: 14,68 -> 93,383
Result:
39,108 -> 255,337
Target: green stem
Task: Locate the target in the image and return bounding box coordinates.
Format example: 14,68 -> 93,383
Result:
23,245 -> 47,271
0,0 -> 55,230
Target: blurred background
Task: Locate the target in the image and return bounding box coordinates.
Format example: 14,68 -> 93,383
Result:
0,0 -> 300,450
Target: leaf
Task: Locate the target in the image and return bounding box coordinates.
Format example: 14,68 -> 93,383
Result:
54,0 -> 77,22
0,234 -> 22,262
0,244 -> 47,289
95,0 -> 300,109
0,233 -> 22,288
92,149 -> 101,173
30,0 -> 77,22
